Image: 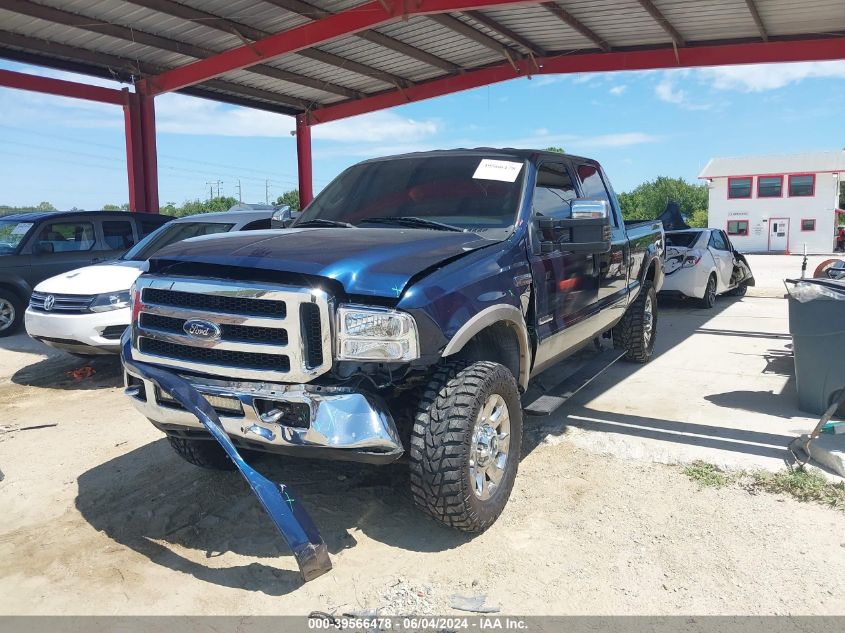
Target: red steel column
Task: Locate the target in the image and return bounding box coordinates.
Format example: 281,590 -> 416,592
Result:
123,90 -> 146,212
122,89 -> 160,213
296,114 -> 313,208
139,93 -> 160,213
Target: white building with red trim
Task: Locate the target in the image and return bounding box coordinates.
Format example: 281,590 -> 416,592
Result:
699,151 -> 845,254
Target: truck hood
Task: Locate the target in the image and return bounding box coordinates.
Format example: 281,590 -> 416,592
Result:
35,260 -> 146,294
150,227 -> 499,297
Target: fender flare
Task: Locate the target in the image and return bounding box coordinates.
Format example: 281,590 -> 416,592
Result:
442,304 -> 531,390
0,275 -> 32,301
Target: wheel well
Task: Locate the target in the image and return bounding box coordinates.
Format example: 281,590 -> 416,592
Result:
645,260 -> 657,282
0,282 -> 25,302
451,322 -> 521,385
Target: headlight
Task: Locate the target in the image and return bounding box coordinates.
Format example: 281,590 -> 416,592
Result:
89,290 -> 131,312
336,305 -> 419,361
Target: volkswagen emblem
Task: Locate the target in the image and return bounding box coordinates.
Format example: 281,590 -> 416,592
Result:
183,319 -> 221,341
43,295 -> 55,311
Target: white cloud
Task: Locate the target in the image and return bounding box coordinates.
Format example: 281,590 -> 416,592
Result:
567,132 -> 661,150
315,111 -> 440,143
609,85 -> 627,96
700,60 -> 845,92
655,77 -> 711,111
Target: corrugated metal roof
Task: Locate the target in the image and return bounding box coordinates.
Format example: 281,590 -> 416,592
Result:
0,0 -> 842,118
699,151 -> 845,178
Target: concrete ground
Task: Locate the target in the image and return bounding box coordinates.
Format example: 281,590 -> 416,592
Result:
0,253 -> 842,615
545,254 -> 839,474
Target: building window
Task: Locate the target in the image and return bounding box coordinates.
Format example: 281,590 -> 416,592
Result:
789,174 -> 815,197
728,177 -> 752,199
801,219 -> 816,231
727,220 -> 749,236
757,175 -> 783,198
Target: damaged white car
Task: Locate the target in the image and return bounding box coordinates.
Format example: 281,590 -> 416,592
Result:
660,228 -> 755,308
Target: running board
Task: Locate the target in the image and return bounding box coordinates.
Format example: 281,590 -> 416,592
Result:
522,349 -> 626,416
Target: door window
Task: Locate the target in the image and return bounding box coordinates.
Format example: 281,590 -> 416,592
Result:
709,231 -> 729,251
35,221 -> 95,252
533,163 -> 577,219
102,220 -> 136,250
139,218 -> 165,237
576,163 -> 617,227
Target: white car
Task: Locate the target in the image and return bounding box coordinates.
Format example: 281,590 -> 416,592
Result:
660,228 -> 755,308
25,209 -> 274,355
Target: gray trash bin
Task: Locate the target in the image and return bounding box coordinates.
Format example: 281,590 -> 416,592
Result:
786,278 -> 845,415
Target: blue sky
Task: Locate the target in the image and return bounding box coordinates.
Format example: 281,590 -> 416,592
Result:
1,58 -> 844,209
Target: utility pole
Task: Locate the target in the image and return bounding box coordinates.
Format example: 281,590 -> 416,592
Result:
237,179 -> 243,203
265,179 -> 270,205
206,180 -> 222,199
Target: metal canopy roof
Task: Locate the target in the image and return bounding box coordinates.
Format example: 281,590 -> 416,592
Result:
1,0 -> 843,124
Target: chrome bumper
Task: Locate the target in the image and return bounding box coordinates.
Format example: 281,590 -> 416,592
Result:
122,345 -> 404,464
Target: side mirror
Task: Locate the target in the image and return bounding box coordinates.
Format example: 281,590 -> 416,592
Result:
271,206 -> 299,228
537,199 -> 612,254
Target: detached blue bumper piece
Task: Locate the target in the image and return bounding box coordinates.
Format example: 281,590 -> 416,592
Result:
121,338 -> 332,583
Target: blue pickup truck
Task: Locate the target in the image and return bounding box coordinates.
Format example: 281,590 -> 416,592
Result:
122,148 -> 663,536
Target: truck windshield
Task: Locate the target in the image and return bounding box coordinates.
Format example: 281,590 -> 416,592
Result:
295,155 -> 527,235
0,219 -> 35,255
122,221 -> 235,261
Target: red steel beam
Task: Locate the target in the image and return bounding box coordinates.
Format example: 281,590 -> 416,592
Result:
309,37 -> 845,124
0,67 -> 124,104
296,114 -> 313,208
140,0 -> 540,96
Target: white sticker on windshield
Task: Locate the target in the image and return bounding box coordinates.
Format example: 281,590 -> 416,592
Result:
472,159 -> 522,182
11,222 -> 33,235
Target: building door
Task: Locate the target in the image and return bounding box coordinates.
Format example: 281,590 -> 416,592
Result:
768,218 -> 789,252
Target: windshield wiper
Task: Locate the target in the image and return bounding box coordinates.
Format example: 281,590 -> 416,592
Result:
359,216 -> 465,232
295,218 -> 355,228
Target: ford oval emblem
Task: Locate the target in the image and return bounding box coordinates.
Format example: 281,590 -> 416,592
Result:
183,319 -> 222,341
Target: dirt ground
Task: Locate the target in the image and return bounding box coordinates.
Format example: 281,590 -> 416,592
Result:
0,254 -> 843,615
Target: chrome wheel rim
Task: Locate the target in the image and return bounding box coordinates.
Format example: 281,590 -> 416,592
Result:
643,294 -> 654,345
0,298 -> 14,331
469,393 -> 510,501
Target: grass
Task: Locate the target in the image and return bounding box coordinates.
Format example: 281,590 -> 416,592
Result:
683,460 -> 845,511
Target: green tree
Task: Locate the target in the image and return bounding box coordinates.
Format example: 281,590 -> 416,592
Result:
274,189 -> 301,210
544,146 -> 565,154
101,203 -> 129,211
160,196 -> 240,218
617,176 -> 708,227
839,181 -> 844,211
35,201 -> 56,211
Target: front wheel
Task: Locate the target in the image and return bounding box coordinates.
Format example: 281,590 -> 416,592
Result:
727,282 -> 748,297
0,290 -> 23,337
409,360 -> 523,533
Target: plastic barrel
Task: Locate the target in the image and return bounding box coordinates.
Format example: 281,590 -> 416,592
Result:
787,279 -> 845,415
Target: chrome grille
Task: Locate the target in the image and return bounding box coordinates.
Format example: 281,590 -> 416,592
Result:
132,276 -> 332,382
29,292 -> 94,313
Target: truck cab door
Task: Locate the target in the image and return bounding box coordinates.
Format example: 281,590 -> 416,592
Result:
527,161 -> 601,374
575,163 -> 629,329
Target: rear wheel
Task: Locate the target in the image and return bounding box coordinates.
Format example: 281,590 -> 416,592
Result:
168,436 -> 236,471
699,274 -> 717,308
613,280 -> 657,363
409,360 -> 522,532
0,290 -> 23,337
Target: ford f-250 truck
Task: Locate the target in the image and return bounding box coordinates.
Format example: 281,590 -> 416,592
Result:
121,149 -> 663,556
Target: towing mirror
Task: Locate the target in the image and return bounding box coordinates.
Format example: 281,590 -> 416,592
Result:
537,198 -> 612,254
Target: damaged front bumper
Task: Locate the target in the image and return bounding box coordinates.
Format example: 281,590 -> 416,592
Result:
120,335 -> 332,582
122,342 -> 405,465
